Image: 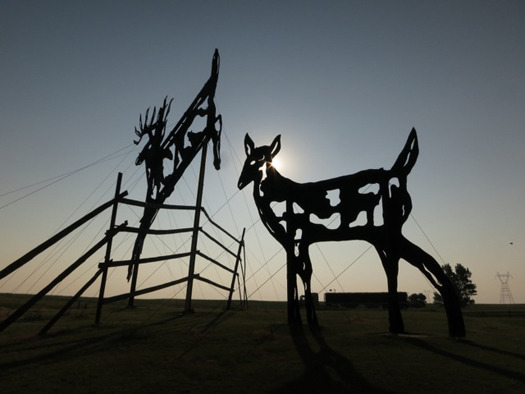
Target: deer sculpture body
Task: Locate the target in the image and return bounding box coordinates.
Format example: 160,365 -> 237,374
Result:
238,130 -> 466,337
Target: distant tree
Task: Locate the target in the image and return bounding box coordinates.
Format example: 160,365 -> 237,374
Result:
433,263 -> 477,307
408,293 -> 427,308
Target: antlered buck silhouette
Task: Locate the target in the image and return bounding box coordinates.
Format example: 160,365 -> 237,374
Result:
238,129 -> 465,337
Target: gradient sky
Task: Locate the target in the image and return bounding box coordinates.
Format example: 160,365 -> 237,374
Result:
1,1 -> 524,305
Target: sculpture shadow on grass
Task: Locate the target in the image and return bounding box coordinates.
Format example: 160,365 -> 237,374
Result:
404,336 -> 525,383
278,324 -> 391,394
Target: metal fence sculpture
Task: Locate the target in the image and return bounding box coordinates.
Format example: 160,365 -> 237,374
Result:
0,50 -> 247,334
128,49 -> 223,312
238,130 -> 466,337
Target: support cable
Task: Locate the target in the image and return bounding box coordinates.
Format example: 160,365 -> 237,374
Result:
318,244 -> 374,294
409,213 -> 446,265
0,144 -> 135,211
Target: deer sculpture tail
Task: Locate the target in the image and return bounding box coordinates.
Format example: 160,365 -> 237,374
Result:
391,128 -> 419,176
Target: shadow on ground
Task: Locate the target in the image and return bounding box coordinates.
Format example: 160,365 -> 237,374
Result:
279,324 -> 393,394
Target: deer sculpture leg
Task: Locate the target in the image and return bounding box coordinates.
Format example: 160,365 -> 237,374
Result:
296,243 -> 318,326
285,238 -> 318,326
286,240 -> 302,324
399,237 -> 466,337
376,247 -> 405,334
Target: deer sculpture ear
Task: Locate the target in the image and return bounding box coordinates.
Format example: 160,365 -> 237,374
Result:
244,133 -> 255,156
270,135 -> 281,158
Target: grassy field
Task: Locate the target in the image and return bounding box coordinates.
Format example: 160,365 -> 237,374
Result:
1,294 -> 524,393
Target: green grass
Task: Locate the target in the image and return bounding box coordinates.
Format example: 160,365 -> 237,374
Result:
1,294 -> 524,393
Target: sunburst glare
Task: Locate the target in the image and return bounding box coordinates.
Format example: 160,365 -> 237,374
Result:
270,156 -> 284,172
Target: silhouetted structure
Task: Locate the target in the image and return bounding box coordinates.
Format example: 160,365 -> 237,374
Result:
129,49 -> 223,312
0,50 -> 247,334
325,292 -> 408,309
238,130 -> 466,337
0,172 -> 246,334
496,272 -> 515,304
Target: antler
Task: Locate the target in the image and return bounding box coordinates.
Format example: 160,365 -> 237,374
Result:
134,96 -> 174,144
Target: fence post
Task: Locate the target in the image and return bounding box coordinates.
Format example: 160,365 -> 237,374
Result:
184,143 -> 208,314
95,172 -> 122,325
227,228 -> 245,310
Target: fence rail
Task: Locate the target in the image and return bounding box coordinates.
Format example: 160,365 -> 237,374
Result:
0,176 -> 246,334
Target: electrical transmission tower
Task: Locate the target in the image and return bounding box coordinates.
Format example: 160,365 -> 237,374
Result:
496,272 -> 515,304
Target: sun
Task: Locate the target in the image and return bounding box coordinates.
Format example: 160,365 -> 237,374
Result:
270,156 -> 284,171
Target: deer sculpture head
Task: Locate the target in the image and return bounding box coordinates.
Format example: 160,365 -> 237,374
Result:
238,133 -> 281,190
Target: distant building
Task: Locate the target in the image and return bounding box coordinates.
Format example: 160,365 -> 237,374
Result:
299,293 -> 319,306
324,292 -> 408,309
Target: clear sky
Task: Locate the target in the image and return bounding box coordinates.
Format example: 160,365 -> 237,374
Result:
1,1 -> 524,305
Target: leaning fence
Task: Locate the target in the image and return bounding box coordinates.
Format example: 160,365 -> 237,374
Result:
0,180 -> 246,335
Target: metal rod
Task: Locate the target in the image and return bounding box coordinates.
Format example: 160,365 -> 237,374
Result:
121,227 -> 195,235
0,191 -> 127,280
95,172 -> 122,325
40,269 -> 103,335
100,251 -> 192,268
196,251 -> 236,274
194,275 -> 231,292
104,276 -> 191,304
0,224 -> 125,332
184,143 -> 208,314
120,198 -> 197,211
227,228 -> 246,310
199,228 -> 238,258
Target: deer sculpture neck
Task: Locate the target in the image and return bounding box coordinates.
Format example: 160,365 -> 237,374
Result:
238,131 -> 466,338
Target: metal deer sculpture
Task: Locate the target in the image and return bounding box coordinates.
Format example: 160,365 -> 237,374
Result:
128,50 -> 222,306
238,130 -> 466,337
